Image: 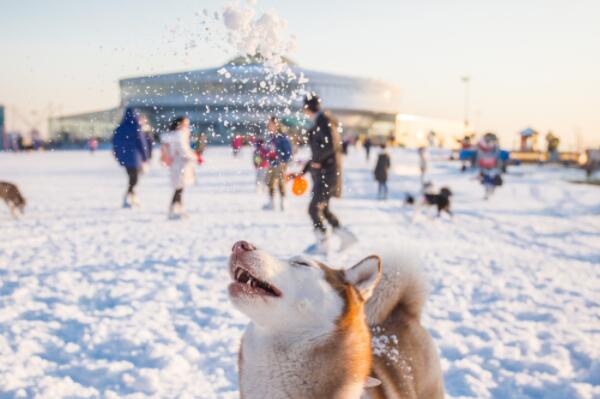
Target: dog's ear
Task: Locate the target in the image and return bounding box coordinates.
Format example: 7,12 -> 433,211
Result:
344,255 -> 382,301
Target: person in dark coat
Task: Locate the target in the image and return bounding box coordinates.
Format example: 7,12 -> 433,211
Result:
364,137 -> 372,160
139,115 -> 154,160
300,93 -> 357,254
112,108 -> 150,208
374,144 -> 391,200
342,138 -> 350,155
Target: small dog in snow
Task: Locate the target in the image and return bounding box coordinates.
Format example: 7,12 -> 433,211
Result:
228,240 -> 444,399
0,181 -> 26,218
406,184 -> 453,218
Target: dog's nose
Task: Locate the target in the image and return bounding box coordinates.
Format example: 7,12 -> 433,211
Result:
232,241 -> 256,254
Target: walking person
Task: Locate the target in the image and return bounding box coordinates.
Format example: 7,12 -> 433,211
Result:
232,135 -> 243,156
253,138 -> 269,192
160,116 -> 196,219
477,133 -> 503,200
374,144 -> 391,200
418,146 -> 428,186
299,93 -> 357,254
195,133 -> 208,165
364,137 -> 372,160
263,116 -> 292,211
139,115 -> 154,161
112,108 -> 150,208
88,136 -> 98,154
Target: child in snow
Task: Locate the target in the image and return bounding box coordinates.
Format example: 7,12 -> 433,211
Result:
374,144 -> 391,200
160,116 -> 196,219
477,133 -> 503,199
263,116 -> 292,211
195,133 -> 208,165
253,138 -> 269,192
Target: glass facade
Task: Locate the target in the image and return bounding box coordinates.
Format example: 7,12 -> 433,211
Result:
49,61 -> 406,144
118,62 -> 401,144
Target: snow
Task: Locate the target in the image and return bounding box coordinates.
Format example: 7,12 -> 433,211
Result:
0,147 -> 599,398
218,1 -> 295,74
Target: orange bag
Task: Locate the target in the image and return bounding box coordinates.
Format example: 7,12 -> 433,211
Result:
291,176 -> 308,196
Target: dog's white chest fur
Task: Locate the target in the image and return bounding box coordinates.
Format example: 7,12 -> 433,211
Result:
239,324 -> 363,399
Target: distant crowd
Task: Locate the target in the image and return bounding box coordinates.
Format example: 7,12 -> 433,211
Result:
110,94 -> 361,254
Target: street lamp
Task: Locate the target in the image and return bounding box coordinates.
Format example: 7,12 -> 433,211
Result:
461,76 -> 470,133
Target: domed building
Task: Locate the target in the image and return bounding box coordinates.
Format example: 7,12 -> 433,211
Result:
49,58 -> 401,144
49,58 -> 463,146
118,57 -> 401,143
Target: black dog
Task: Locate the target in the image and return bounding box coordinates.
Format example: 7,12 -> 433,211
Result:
405,187 -> 453,217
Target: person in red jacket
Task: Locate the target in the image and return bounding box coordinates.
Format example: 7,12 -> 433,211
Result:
232,135 -> 243,156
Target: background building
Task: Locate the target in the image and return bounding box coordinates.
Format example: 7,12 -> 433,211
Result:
49,58 -> 461,147
48,108 -> 122,144
395,114 -> 465,148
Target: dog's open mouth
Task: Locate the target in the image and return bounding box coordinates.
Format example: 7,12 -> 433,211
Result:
230,266 -> 282,298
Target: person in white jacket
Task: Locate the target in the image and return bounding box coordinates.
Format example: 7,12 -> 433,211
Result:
160,116 -> 196,219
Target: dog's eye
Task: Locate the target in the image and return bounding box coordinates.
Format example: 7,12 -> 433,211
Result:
292,260 -> 312,268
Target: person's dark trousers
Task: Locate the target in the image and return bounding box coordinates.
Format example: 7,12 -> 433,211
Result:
308,172 -> 340,232
126,167 -> 139,194
171,188 -> 183,205
378,182 -> 388,199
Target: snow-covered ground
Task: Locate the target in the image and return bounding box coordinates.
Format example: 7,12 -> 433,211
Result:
0,147 -> 598,399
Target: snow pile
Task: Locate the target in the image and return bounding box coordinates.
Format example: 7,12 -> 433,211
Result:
142,0 -> 308,144
196,0 -> 298,75
0,148 -> 598,398
221,0 -> 296,73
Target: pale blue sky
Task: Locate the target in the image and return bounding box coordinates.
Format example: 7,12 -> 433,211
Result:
1,0 -> 599,148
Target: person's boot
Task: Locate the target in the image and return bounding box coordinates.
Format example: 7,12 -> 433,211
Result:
280,197 -> 286,211
305,230 -> 330,255
169,202 -> 183,219
168,203 -> 178,219
171,202 -> 189,219
130,193 -> 140,207
334,226 -> 358,251
262,197 -> 275,211
123,193 -> 133,209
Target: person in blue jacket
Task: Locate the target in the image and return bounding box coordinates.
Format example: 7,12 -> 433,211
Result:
263,116 -> 292,211
112,108 -> 150,208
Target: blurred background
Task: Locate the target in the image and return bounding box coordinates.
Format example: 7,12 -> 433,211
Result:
1,0 -> 599,153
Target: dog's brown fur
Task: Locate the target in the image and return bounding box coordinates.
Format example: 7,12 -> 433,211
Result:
0,182 -> 26,218
234,248 -> 443,399
364,253 -> 444,399
320,257 -> 443,399
319,261 -> 375,397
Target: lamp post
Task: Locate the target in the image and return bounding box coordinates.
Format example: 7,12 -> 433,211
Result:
461,76 -> 470,133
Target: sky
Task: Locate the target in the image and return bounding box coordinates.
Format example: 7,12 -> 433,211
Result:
0,0 -> 599,149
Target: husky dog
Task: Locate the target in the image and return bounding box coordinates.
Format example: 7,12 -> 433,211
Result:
228,241 -> 444,399
0,181 -> 26,218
